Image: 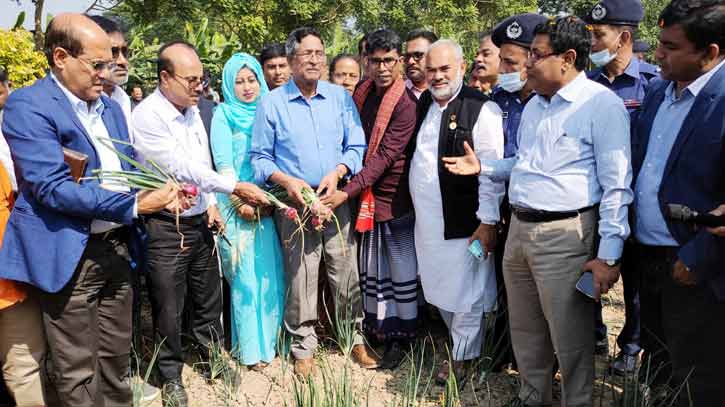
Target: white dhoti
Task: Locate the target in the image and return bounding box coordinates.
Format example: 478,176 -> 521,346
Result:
409,96 -> 505,361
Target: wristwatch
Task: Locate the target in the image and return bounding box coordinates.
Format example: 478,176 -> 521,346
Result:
601,258 -> 621,267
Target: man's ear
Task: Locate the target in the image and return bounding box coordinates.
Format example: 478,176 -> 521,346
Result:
53,47 -> 70,70
562,49 -> 577,71
701,43 -> 721,68
620,29 -> 632,47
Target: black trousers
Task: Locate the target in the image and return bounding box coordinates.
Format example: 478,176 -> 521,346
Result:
492,201 -> 514,369
633,243 -> 725,406
39,231 -> 133,407
144,214 -> 222,382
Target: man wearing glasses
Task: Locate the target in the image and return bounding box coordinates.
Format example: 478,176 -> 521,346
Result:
0,14 -> 187,406
132,41 -> 269,407
444,16 -> 633,405
250,27 -> 373,378
403,29 -> 438,99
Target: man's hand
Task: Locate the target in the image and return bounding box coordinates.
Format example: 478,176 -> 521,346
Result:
207,204 -> 225,232
672,259 -> 697,286
583,259 -> 621,301
137,181 -> 188,215
233,182 -> 270,207
317,165 -> 347,199
321,190 -> 348,210
442,141 -> 481,176
236,203 -> 257,221
469,223 -> 497,259
280,176 -> 311,207
707,204 -> 725,237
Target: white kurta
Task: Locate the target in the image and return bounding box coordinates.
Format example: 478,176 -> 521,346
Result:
409,94 -> 505,314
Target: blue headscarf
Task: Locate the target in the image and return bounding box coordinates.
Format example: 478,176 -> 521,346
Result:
217,52 -> 269,135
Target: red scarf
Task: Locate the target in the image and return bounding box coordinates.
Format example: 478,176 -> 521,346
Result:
351,77 -> 406,232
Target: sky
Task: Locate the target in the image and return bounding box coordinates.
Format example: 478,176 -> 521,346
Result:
1,0 -> 96,30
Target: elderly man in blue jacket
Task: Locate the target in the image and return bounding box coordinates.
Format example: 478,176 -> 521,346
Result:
0,14 -> 186,406
630,0 -> 725,405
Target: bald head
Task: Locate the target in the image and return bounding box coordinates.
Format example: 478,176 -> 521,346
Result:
157,41 -> 203,110
45,13 -> 110,67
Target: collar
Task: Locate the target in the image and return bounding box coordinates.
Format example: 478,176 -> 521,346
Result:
286,78 -> 328,101
50,71 -> 105,115
405,78 -> 426,93
622,56 -> 642,79
152,88 -> 199,123
684,57 -> 725,98
555,72 -> 588,103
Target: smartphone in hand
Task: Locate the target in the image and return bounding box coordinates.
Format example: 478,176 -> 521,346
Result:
576,271 -> 595,300
468,240 -> 484,261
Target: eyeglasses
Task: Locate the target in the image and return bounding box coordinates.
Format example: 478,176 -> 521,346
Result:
403,52 -> 425,62
295,50 -> 326,62
111,46 -> 132,59
170,72 -> 204,89
76,56 -> 116,73
369,56 -> 399,68
527,51 -> 558,64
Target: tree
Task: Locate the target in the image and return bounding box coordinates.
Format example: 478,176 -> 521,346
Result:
0,28 -> 48,87
9,0 -> 45,49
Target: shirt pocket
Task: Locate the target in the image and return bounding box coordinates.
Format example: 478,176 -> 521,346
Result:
546,132 -> 586,173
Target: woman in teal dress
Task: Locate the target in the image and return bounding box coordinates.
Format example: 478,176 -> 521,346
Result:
210,53 -> 285,370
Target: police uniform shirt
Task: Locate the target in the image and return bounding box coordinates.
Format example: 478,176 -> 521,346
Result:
587,57 -> 660,117
492,86 -> 535,159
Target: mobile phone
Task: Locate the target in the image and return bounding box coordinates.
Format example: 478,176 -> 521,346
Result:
468,240 -> 484,261
576,271 -> 595,300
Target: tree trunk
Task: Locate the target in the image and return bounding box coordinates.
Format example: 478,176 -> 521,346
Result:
33,0 -> 45,51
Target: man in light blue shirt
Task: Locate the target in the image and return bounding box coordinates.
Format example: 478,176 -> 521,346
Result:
250,27 -> 375,377
445,16 -> 632,405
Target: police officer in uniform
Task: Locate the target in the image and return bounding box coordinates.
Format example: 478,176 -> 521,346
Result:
584,0 -> 659,375
488,12 -> 549,371
633,40 -> 650,61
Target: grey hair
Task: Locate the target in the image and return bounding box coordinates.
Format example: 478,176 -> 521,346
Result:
428,39 -> 464,63
285,27 -> 323,57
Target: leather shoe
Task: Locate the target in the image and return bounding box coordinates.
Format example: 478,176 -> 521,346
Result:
610,351 -> 638,376
294,357 -> 315,378
351,344 -> 379,369
161,379 -> 188,407
379,341 -> 406,370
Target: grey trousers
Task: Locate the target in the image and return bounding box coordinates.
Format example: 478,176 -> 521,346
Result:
503,210 -> 597,407
274,202 -> 363,359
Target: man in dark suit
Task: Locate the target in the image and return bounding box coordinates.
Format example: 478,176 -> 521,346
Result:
630,0 -> 725,404
0,14 -> 185,406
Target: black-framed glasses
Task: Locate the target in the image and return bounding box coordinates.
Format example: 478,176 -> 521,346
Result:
170,72 -> 203,89
111,46 -> 132,59
403,51 -> 425,62
368,56 -> 399,68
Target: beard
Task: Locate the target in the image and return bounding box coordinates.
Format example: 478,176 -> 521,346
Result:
430,70 -> 463,101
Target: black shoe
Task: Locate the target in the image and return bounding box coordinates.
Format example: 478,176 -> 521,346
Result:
162,379 -> 188,407
610,351 -> 638,376
379,341 -> 406,370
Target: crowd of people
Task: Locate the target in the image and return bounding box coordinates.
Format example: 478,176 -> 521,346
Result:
0,0 -> 723,406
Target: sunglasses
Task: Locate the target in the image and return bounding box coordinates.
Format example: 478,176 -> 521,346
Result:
403,52 -> 425,62
111,46 -> 132,59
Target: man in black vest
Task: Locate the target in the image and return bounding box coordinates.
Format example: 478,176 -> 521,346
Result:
408,39 -> 505,384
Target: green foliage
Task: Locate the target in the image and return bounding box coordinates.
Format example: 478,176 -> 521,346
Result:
0,28 -> 47,88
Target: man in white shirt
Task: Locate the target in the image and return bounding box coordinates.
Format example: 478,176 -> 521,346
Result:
132,40 -> 267,407
409,39 -> 504,384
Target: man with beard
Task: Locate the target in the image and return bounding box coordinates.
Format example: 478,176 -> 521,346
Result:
409,39 -> 504,384
88,16 -> 133,126
473,33 -> 500,95
403,29 -> 438,99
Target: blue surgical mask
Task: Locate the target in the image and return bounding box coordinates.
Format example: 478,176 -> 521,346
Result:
498,71 -> 526,93
590,48 -> 617,67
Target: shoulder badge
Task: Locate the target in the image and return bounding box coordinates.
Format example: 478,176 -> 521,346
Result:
506,21 -> 523,40
591,4 -> 607,21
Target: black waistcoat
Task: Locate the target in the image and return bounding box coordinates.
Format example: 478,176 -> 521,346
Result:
413,86 -> 489,240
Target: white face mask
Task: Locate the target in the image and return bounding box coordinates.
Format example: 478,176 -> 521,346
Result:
498,71 -> 526,93
590,33 -> 622,67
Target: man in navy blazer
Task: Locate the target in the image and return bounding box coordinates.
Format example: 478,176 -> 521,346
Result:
630,0 -> 725,404
0,14 -> 183,406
